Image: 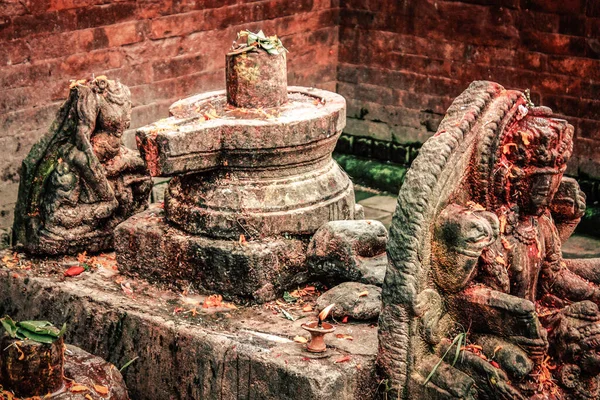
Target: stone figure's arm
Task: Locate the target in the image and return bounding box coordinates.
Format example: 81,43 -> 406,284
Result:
563,258 -> 600,284
432,203 -> 499,293
550,177 -> 586,243
542,259 -> 600,304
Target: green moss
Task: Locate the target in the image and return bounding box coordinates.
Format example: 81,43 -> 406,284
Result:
577,205 -> 600,237
334,153 -> 407,194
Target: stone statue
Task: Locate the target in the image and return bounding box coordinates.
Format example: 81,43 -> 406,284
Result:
379,81 -> 600,400
13,76 -> 152,255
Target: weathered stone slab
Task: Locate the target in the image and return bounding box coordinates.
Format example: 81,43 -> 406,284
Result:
136,87 -> 346,177
0,253 -> 377,400
115,205 -> 311,303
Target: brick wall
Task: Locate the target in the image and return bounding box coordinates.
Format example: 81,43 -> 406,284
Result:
0,0 -> 339,234
2,0 -> 599,236
338,0 -> 600,180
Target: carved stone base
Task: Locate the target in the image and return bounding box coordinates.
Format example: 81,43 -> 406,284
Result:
21,228 -> 114,256
114,205 -> 310,303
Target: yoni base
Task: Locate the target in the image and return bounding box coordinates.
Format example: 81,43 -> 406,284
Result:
115,205 -> 309,303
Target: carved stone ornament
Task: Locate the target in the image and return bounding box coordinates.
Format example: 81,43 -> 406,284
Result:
378,81 -> 600,400
13,77 -> 152,255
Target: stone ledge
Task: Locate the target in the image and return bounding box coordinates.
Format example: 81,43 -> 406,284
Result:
0,254 -> 377,400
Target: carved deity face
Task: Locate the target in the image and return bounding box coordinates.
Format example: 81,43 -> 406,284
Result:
515,171 -> 562,217
500,107 -> 573,217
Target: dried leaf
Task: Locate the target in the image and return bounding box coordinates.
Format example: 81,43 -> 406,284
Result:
85,394 -> 94,400
335,355 -> 352,363
342,316 -> 348,323
77,251 -> 87,264
94,384 -> 109,395
502,143 -> 517,155
499,215 -> 507,234
335,334 -> 353,341
302,305 -> 313,312
70,385 -> 89,393
121,282 -> 134,296
358,290 -> 368,298
519,131 -> 532,146
203,294 -> 223,308
293,336 -> 308,344
239,234 -> 247,245
466,201 -> 486,211
495,256 -> 506,266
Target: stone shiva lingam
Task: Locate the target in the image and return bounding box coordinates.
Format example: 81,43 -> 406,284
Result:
115,31 -> 359,302
12,76 -> 152,255
378,81 -> 600,400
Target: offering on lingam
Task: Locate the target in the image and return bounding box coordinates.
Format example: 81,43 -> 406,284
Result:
378,81 -> 600,400
301,303 -> 336,353
0,317 -> 129,399
117,31 -> 361,302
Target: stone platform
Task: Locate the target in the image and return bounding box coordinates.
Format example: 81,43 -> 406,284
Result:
115,205 -> 311,303
0,251 -> 378,400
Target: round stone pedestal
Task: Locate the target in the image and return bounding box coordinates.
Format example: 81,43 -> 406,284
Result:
137,87 -> 354,239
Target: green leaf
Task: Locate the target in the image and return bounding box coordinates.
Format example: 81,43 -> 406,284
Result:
423,332 -> 465,386
1,316 -> 18,338
280,308 -> 296,321
119,356 -> 139,372
282,292 -> 297,303
16,328 -> 56,344
17,320 -> 62,337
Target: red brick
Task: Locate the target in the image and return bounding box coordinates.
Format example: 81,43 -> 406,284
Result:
588,1 -> 600,18
149,10 -> 204,39
130,100 -> 172,129
587,18 -> 600,38
76,2 -> 137,29
559,14 -> 587,36
0,39 -> 29,65
152,55 -> 208,81
547,55 -> 600,80
544,95 -> 600,120
521,30 -> 587,56
0,102 -> 60,137
47,0 -> 102,12
0,1 -> 28,17
578,118 -> 600,140
58,49 -> 125,79
103,63 -> 155,87
522,0 -> 584,15
519,11 -> 559,33
122,37 -> 183,66
0,60 -> 59,90
0,85 -> 54,114
103,20 -> 149,47
6,9 -> 77,40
